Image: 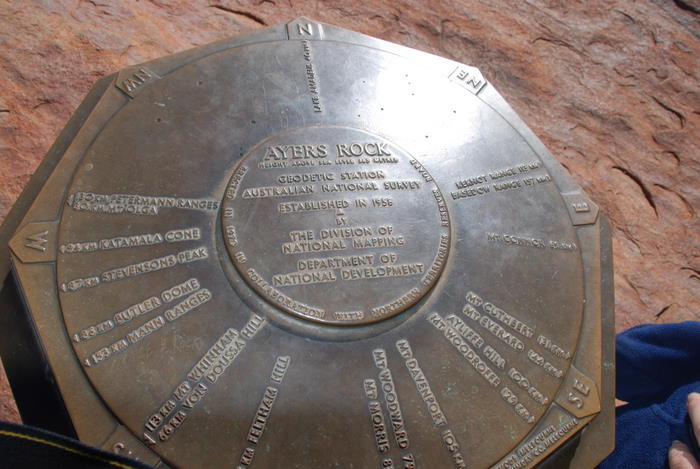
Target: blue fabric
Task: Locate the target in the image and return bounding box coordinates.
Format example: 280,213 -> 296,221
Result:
599,321 -> 700,469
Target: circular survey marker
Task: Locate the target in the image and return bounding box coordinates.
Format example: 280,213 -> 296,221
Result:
222,126 -> 450,325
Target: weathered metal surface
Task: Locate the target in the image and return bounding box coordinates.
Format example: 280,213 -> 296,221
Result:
0,18 -> 614,469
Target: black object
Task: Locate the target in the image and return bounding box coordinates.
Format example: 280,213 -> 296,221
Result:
0,420 -> 154,469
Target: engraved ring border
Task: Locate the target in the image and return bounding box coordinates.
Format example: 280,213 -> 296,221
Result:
220,125 -> 452,326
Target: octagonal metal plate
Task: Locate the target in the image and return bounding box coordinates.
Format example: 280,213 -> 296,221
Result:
0,18 -> 614,469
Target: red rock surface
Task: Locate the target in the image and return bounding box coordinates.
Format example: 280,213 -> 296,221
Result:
0,0 -> 698,423
0,360 -> 19,423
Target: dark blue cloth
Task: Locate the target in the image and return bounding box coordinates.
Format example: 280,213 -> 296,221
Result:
599,321 -> 700,469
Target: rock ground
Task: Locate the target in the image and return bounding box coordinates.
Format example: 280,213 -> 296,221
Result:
0,0 -> 698,424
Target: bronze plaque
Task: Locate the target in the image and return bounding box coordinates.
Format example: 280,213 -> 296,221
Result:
0,18 -> 614,469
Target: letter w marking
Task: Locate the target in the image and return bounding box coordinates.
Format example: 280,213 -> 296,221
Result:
25,230 -> 49,252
